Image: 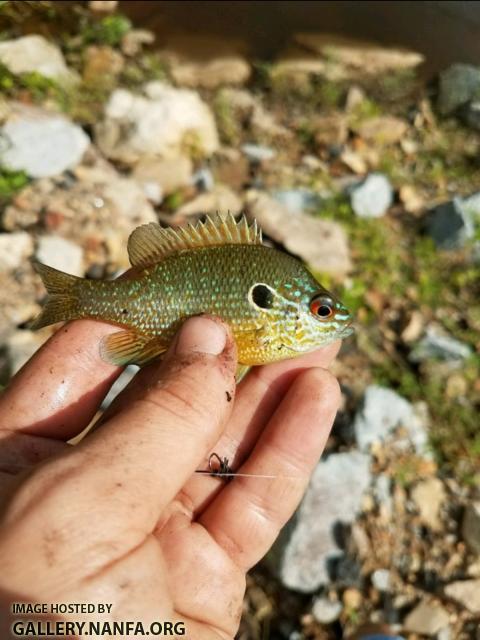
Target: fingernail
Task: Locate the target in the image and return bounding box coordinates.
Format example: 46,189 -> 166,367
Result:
175,317 -> 227,356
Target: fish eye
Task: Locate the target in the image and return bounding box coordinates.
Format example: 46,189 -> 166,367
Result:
250,283 -> 275,309
310,295 -> 334,319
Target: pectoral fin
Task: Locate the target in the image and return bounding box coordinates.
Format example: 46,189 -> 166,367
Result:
100,330 -> 167,367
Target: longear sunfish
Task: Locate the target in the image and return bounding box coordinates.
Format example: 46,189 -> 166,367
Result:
32,214 -> 353,378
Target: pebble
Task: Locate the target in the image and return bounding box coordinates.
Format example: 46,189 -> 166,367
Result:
372,569 -> 391,592
247,191 -> 352,276
462,502 -> 480,555
403,600 -> 450,636
95,82 -> 219,164
437,63 -> 480,116
1,108 -> 90,179
311,597 -> 343,624
0,232 -> 34,272
133,156 -> 193,196
351,173 -> 393,218
241,143 -> 276,162
273,451 -> 371,592
444,579 -> 480,614
353,385 -> 428,456
36,236 -> 84,276
411,478 -> 446,531
409,325 -> 472,363
0,35 -> 75,82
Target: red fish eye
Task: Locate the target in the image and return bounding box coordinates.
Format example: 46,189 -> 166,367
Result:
310,297 -> 334,319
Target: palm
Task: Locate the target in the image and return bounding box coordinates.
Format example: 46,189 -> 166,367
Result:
0,319 -> 339,639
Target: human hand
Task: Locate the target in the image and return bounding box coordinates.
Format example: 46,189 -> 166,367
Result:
0,316 -> 340,639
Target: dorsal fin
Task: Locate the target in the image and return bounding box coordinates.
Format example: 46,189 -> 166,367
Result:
127,213 -> 263,268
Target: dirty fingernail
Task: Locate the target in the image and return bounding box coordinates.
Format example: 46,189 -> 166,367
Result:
175,316 -> 227,356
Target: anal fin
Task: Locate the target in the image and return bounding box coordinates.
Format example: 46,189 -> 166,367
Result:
100,330 -> 167,367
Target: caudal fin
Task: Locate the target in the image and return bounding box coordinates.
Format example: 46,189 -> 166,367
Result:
30,261 -> 80,329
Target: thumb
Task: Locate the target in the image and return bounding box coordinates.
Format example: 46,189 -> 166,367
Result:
6,317 -> 237,540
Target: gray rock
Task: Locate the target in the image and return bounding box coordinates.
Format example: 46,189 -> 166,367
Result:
1,109 -> 89,178
410,326 -> 472,363
273,451 -> 371,592
241,143 -> 276,162
95,82 -> 219,164
246,191 -> 352,276
371,568 -> 391,592
411,478 -> 446,531
0,35 -> 76,82
444,579 -> 480,614
426,198 -> 475,249
351,173 -> 393,218
36,236 -> 84,276
353,385 -> 428,455
437,64 -> 480,116
271,189 -> 322,214
462,502 -> 480,555
311,597 -> 343,624
0,232 -> 34,272
403,600 -> 450,635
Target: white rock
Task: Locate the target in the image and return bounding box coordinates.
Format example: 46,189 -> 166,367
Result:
403,600 -> 450,635
0,232 -> 34,272
462,502 -> 480,555
36,236 -> 84,276
372,568 -> 391,592
0,35 -> 75,81
96,82 -> 219,164
351,173 -> 393,218
1,110 -> 89,178
311,597 -> 343,624
275,451 -> 371,592
353,385 -> 428,455
444,579 -> 480,614
411,478 -> 446,531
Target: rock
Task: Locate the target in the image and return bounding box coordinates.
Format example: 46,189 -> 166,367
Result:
121,29 -> 155,57
462,502 -> 480,555
271,189 -> 322,214
174,185 -> 242,219
294,33 -> 424,74
83,45 -> 124,83
133,155 -> 193,196
353,385 -> 428,456
96,82 -> 219,164
241,143 -> 276,162
311,597 -> 343,624
426,198 -> 475,249
6,330 -> 49,375
355,116 -> 408,146
89,0 -> 118,11
36,236 -> 84,276
411,478 -> 446,531
372,569 -> 391,592
169,55 -> 251,89
1,107 -> 90,178
351,173 -> 393,218
273,451 -> 371,592
409,325 -> 472,363
0,35 -> 75,82
444,579 -> 480,614
0,232 -> 34,272
403,600 -> 450,636
4,151 -> 156,269
247,192 -> 352,276
437,64 -> 480,116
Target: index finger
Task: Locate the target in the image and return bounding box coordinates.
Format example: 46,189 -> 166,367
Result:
0,320 -> 122,440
